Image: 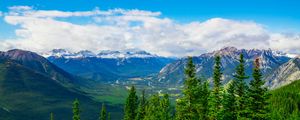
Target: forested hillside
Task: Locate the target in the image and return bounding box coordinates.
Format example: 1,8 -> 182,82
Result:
270,79 -> 300,119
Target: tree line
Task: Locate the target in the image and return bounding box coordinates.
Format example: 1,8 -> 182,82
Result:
51,54 -> 270,120
123,54 -> 270,120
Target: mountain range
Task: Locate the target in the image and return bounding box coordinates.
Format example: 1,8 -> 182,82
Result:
43,49 -> 175,82
41,47 -> 300,89
158,47 -> 297,88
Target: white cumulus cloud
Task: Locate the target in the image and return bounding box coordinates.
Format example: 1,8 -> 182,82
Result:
0,6 -> 299,57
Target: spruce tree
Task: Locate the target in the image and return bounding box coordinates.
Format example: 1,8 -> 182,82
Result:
176,57 -> 201,120
160,94 -> 171,120
100,103 -> 107,120
210,55 -> 223,119
50,112 -> 54,120
135,90 -> 147,120
124,86 -> 138,120
234,54 -> 249,119
144,94 -> 161,120
72,99 -> 80,120
199,80 -> 210,120
222,80 -> 237,120
108,113 -> 111,120
248,58 -> 270,120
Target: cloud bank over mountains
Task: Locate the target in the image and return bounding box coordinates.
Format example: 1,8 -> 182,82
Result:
0,6 -> 299,57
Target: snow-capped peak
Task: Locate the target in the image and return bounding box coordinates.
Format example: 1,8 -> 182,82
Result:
203,47 -> 295,59
286,53 -> 299,58
42,49 -> 157,58
74,50 -> 96,58
97,50 -> 156,58
97,50 -> 124,58
42,49 -> 74,58
272,51 -> 299,58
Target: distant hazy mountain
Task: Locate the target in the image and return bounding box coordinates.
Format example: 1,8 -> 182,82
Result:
0,49 -> 121,120
266,57 -> 300,89
42,49 -> 161,58
158,47 -> 291,87
43,49 -> 176,82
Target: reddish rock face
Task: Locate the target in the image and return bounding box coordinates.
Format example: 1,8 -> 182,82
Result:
0,49 -> 75,83
3,49 -> 45,61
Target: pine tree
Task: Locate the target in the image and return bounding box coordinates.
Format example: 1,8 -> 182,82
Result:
72,99 -> 80,120
176,57 -> 201,120
50,112 -> 54,120
199,80 -> 210,120
100,103 -> 107,120
209,55 -> 223,119
160,94 -> 171,120
234,54 -> 249,119
144,94 -> 162,120
108,113 -> 111,120
248,58 -> 270,120
135,90 -> 147,120
124,86 -> 139,120
222,80 -> 237,120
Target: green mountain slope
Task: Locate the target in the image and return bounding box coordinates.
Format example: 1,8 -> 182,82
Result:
270,79 -> 300,119
0,51 -> 123,120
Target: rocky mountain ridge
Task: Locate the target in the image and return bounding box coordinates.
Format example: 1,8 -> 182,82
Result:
158,47 -> 293,88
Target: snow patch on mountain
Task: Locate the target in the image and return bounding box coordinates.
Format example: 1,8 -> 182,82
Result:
41,49 -> 158,58
272,51 -> 299,58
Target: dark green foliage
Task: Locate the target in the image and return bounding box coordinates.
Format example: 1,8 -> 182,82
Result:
144,94 -> 171,120
100,103 -> 107,120
209,55 -> 223,119
50,112 -> 54,120
108,113 -> 111,120
161,94 -> 171,120
72,99 -> 80,120
0,53 -> 123,120
135,90 -> 147,120
199,80 -> 210,120
176,57 -> 202,120
144,94 -> 161,120
124,86 -> 138,120
222,81 -> 237,120
269,79 -> 300,119
248,59 -> 270,120
234,54 -> 249,119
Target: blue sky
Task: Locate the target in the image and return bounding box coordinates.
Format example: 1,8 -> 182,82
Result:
0,0 -> 299,56
1,0 -> 299,30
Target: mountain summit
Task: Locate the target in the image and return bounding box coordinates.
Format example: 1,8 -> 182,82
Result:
0,49 -> 79,85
